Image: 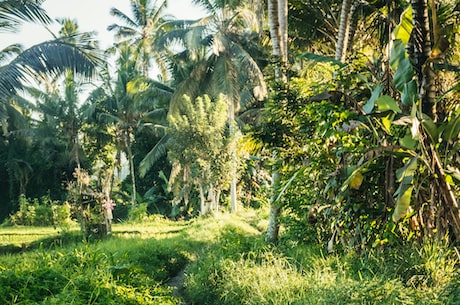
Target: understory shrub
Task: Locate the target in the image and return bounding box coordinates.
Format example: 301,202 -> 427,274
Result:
9,195 -> 74,228
184,236 -> 460,305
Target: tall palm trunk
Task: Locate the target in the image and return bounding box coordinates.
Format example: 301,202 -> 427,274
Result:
268,0 -> 282,78
266,170 -> 281,243
278,0 -> 288,66
228,98 -> 238,213
254,0 -> 264,34
125,133 -> 137,206
408,0 -> 435,117
266,0 -> 288,243
335,0 -> 353,62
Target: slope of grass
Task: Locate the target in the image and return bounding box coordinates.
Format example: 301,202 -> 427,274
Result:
0,209 -> 458,304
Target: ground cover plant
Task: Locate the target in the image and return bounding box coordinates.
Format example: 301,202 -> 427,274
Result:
1,210 -> 458,304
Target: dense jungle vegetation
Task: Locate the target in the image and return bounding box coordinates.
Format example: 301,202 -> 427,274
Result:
0,0 -> 459,303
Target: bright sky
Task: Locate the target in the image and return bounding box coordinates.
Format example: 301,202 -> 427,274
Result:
1,0 -> 206,49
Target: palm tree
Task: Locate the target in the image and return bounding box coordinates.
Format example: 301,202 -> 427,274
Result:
335,0 -> 353,62
0,1 -> 103,120
85,42 -> 172,206
0,2 -> 103,211
107,0 -> 170,78
149,0 -> 267,213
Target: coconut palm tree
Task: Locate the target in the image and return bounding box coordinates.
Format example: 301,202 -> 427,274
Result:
107,0 -> 170,78
144,0 -> 267,213
84,41 -> 172,206
0,0 -> 102,120
265,0 -> 288,243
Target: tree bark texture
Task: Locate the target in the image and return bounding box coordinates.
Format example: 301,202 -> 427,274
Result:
266,0 -> 289,243
408,0 -> 434,117
266,170 -> 281,243
335,0 -> 353,62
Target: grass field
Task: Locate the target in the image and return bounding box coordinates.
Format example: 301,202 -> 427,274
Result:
0,210 -> 459,304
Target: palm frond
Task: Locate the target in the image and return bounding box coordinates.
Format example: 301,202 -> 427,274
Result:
109,7 -> 138,29
169,60 -> 209,115
192,0 -> 216,14
1,101 -> 28,132
139,134 -> 170,177
210,54 -> 240,111
142,108 -> 167,123
107,24 -> 139,41
149,0 -> 168,24
0,0 -> 51,32
0,44 -> 23,64
0,39 -> 103,98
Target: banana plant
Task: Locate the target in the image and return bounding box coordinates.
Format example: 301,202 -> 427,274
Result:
346,0 -> 460,241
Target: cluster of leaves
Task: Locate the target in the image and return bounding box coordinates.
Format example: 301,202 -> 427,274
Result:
167,95 -> 236,215
9,194 -> 74,228
258,74 -> 399,247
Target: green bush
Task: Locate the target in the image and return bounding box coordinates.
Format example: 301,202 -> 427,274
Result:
0,268 -> 66,304
9,195 -> 74,227
128,203 -> 149,223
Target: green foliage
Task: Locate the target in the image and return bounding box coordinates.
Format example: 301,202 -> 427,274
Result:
0,268 -> 67,304
167,94 -> 236,214
9,194 -> 74,228
0,235 -> 187,304
128,203 -> 149,223
1,211 -> 458,305
259,77 -> 392,247
184,217 -> 459,305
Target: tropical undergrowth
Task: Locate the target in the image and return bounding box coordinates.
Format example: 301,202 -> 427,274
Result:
184,217 -> 459,305
1,210 -> 458,305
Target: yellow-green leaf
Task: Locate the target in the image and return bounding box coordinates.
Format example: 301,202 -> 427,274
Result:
394,6 -> 413,45
381,114 -> 393,134
393,185 -> 413,222
376,95 -> 401,113
350,172 -> 364,190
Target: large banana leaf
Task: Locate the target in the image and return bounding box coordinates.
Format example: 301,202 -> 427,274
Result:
392,157 -> 418,222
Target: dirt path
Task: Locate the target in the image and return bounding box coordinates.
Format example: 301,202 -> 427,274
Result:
167,266 -> 188,305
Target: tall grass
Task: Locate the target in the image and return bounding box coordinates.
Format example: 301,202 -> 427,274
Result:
183,225 -> 459,304
0,210 -> 458,304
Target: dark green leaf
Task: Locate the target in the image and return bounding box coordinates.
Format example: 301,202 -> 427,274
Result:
363,85 -> 383,114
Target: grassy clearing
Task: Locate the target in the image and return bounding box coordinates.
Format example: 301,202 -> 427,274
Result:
0,210 -> 459,304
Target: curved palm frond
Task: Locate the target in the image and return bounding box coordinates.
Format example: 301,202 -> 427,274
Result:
0,44 -> 22,64
0,0 -> 51,32
192,0 -> 216,14
109,7 -> 138,29
0,39 -> 103,99
139,133 -> 170,177
107,24 -> 139,41
149,0 -> 168,24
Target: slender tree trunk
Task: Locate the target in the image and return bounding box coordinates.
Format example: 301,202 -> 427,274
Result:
268,0 -> 282,77
266,0 -> 288,243
266,170 -> 281,243
215,189 -> 221,213
278,0 -> 288,65
409,0 -> 434,117
335,0 -> 353,62
228,99 -> 238,213
253,0 -> 264,35
199,183 -> 206,215
345,0 -> 363,54
126,137 -> 137,206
